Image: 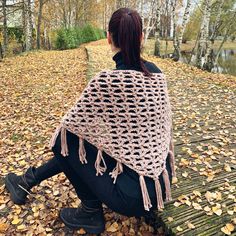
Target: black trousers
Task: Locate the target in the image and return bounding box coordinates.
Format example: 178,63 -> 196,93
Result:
35,130 -> 172,217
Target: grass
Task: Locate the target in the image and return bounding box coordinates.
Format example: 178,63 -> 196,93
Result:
143,38 -> 236,55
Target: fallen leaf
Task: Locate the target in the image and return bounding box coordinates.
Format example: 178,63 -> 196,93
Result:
167,217 -> 174,222
0,223 -> 9,233
212,206 -> 222,216
187,222 -> 195,229
176,226 -> 183,232
11,217 -> 21,225
107,222 -> 119,232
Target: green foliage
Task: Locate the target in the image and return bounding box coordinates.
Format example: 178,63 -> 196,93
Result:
54,25 -> 105,50
183,9 -> 201,42
0,26 -> 24,43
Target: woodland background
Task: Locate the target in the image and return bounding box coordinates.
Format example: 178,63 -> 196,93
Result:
0,0 -> 236,75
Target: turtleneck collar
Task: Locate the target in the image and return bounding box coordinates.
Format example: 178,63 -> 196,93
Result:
112,51 -> 124,69
112,51 -> 147,71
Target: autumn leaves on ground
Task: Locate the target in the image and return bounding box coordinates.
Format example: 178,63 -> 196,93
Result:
0,39 -> 236,235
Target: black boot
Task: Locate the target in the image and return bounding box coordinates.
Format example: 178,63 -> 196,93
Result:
5,167 -> 40,205
59,200 -> 105,234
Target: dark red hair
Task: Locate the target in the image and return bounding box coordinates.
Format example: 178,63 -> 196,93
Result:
108,8 -> 151,76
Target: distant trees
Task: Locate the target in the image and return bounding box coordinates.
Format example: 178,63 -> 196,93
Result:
0,0 -> 235,69
183,0 -> 236,69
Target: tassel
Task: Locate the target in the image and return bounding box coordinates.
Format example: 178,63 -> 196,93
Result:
109,162 -> 123,184
162,168 -> 172,201
49,124 -> 62,149
169,138 -> 178,184
155,179 -> 164,210
79,137 -> 87,164
60,127 -> 69,157
168,150 -> 178,184
94,149 -> 107,176
139,175 -> 152,211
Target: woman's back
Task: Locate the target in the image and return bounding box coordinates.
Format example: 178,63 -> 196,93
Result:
111,51 -> 172,207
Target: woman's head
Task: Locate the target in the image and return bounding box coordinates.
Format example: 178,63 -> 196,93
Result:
107,8 -> 151,76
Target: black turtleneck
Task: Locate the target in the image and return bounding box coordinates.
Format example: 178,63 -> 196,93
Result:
112,51 -> 162,73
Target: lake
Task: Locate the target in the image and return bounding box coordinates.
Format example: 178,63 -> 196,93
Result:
181,49 -> 236,76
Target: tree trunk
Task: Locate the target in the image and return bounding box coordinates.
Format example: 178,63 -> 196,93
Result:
37,0 -> 43,49
62,0 -> 67,28
68,0 -> 72,27
24,0 -> 33,51
214,13 -> 236,64
195,0 -> 211,68
203,0 -> 223,68
2,0 -> 8,54
154,0 -> 161,57
171,0 -> 178,59
164,0 -> 170,58
173,0 -> 191,60
0,42 -> 3,60
143,0 -> 157,46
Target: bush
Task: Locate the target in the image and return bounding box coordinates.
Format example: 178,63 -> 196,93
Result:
54,24 -> 105,50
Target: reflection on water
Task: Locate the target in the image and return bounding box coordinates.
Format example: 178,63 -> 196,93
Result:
181,49 -> 236,76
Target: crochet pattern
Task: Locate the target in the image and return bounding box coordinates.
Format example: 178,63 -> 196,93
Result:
49,69 -> 176,211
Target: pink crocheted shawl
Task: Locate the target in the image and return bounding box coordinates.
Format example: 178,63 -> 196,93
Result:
49,69 -> 176,211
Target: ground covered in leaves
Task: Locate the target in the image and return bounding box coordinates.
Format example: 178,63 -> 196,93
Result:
0,39 -> 235,235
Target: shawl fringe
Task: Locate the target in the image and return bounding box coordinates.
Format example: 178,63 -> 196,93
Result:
155,179 -> 164,210
95,149 -> 107,176
109,162 -> 123,184
79,137 -> 87,164
162,168 -> 172,201
61,127 -> 69,157
169,138 -> 178,184
139,175 -> 152,211
49,125 -> 176,212
49,124 -> 62,149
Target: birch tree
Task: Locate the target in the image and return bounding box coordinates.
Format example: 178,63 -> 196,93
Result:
203,0 -> 223,69
143,0 -> 158,45
24,0 -> 33,51
154,0 -> 161,56
195,0 -> 211,68
37,0 -> 43,49
173,0 -> 192,60
137,0 -> 158,46
171,0 -> 177,58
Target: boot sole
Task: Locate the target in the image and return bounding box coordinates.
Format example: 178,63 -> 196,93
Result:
5,175 -> 26,205
59,210 -> 105,234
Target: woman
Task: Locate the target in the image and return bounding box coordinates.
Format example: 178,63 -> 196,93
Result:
5,8 -> 176,235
